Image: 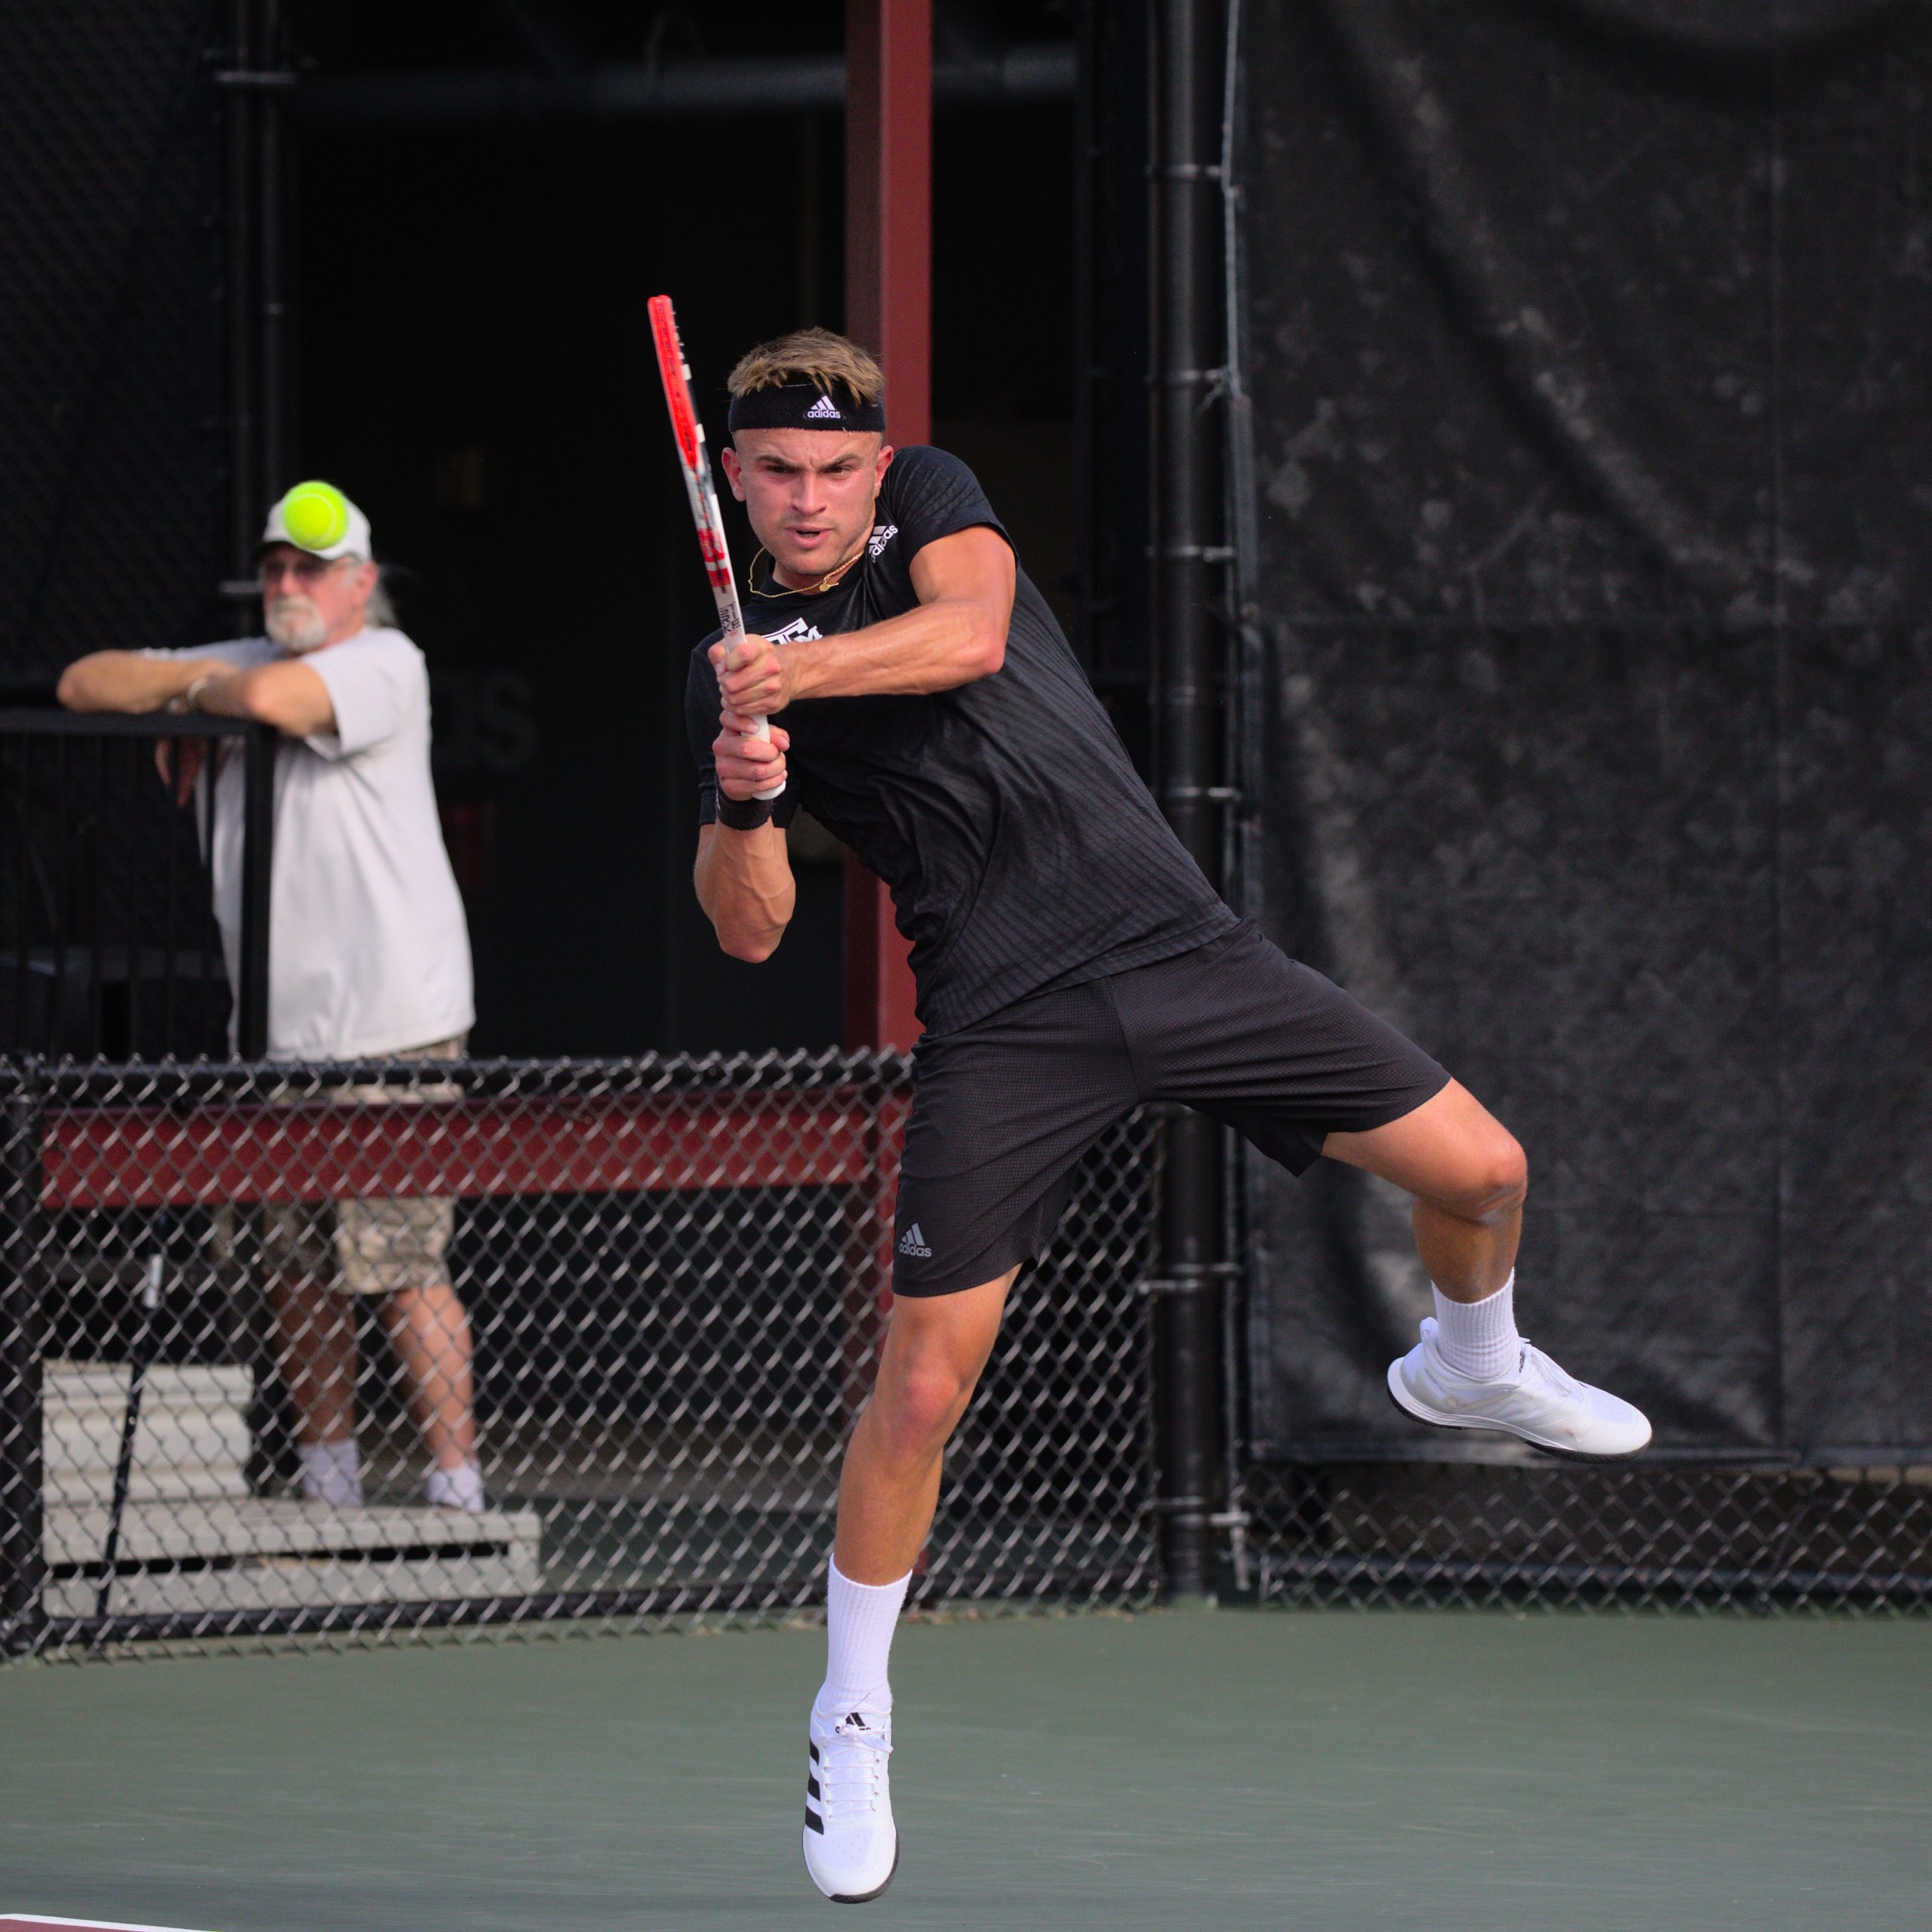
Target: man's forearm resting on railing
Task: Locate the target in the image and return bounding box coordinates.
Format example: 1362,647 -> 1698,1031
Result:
57,652 -> 335,737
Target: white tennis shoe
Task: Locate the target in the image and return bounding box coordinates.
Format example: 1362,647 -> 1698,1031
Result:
1388,1317 -> 1651,1460
803,1704 -> 897,1903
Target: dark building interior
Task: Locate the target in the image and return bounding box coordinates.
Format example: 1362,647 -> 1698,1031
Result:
0,0 -> 1152,1060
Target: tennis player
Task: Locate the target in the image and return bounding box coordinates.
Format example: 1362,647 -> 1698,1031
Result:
688,329 -> 1651,1903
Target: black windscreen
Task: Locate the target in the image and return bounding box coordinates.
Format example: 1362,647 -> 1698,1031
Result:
1237,0 -> 1932,1462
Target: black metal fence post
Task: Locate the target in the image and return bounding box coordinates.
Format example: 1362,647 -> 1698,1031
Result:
218,0 -> 297,629
257,0 -> 291,503
221,0 -> 262,631
236,720 -> 275,1059
0,1062 -> 48,1656
235,718 -> 277,1490
1149,0 -> 1231,1602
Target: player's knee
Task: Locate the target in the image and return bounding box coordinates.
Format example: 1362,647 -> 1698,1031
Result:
875,1360 -> 975,1460
1465,1131 -> 1528,1220
1422,1127 -> 1527,1223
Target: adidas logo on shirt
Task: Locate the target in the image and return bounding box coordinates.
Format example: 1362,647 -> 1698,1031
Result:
867,522 -> 899,558
896,1222 -> 932,1260
805,394 -> 843,420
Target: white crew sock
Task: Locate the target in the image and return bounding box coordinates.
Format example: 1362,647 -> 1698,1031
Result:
426,1460 -> 486,1513
817,1558 -> 912,1718
297,1437 -> 363,1507
1431,1272 -> 1521,1384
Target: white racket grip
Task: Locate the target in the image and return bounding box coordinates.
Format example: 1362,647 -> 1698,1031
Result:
745,713 -> 784,802
717,635 -> 785,803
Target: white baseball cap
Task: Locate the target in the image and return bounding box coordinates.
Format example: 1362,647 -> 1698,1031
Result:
261,480 -> 374,561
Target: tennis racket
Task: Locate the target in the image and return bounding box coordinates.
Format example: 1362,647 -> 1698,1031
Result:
648,294 -> 783,801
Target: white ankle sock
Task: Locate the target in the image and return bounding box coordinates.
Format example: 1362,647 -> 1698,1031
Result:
1431,1273 -> 1521,1383
818,1558 -> 912,1718
298,1437 -> 362,1506
426,1460 -> 485,1512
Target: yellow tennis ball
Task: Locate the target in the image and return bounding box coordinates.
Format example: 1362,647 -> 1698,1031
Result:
280,480 -> 350,552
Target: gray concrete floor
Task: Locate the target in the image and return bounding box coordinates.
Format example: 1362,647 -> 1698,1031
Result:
2,1607 -> 1930,1930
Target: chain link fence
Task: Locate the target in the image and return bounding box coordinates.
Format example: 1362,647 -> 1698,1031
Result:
5,1044 -> 1930,1660
0,1053 -> 1162,1656
1238,1460 -> 1932,1614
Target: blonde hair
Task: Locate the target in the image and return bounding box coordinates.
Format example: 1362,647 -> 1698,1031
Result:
728,328 -> 884,410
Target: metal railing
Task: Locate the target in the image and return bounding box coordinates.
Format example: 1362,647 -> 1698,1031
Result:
0,711 -> 275,1060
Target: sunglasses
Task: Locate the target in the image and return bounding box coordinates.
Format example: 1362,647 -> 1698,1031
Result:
260,553 -> 350,587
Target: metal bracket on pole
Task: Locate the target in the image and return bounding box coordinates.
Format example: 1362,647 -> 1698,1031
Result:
1140,1260 -> 1243,1297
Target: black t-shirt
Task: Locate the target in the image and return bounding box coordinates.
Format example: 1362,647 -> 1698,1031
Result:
686,445 -> 1235,1035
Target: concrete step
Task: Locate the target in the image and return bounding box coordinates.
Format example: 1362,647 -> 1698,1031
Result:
43,1360 -> 252,1506
45,1498 -> 544,1618
47,1496 -> 540,1564
45,1549 -> 540,1619
39,1363 -> 543,1620
43,1463 -> 251,1508
45,1360 -> 253,1412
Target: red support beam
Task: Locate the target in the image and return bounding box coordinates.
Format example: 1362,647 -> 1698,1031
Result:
845,0 -> 931,451
842,0 -> 928,1054
41,1094 -> 894,1209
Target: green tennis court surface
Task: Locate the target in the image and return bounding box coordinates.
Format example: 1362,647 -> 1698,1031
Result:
4,1607 -> 1929,1930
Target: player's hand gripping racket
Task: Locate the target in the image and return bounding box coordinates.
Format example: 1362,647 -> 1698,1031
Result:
648,294 -> 783,801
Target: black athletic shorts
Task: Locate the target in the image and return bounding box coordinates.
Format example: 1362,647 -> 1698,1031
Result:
890,919 -> 1450,1297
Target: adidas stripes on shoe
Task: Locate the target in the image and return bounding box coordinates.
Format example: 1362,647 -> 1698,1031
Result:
803,1704 -> 897,1903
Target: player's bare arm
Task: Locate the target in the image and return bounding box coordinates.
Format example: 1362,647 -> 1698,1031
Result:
694,711 -> 795,961
694,820 -> 795,962
710,527 -> 1016,715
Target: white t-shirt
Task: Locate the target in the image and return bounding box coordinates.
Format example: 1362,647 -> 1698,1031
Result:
149,628 -> 475,1060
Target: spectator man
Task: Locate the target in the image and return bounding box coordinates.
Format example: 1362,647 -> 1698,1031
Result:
56,481 -> 485,1514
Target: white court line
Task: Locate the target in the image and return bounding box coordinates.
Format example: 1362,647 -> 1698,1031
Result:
2,1916 -> 211,1931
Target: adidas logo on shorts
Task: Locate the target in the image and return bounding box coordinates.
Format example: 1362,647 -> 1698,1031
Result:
896,1221 -> 932,1260
806,394 -> 842,420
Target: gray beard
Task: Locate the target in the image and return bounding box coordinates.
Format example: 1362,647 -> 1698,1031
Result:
265,598 -> 328,652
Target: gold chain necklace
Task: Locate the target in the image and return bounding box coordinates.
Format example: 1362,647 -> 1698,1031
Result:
747,527 -> 872,599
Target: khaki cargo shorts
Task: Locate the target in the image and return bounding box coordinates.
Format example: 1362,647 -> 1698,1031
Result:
243,1035 -> 466,1297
